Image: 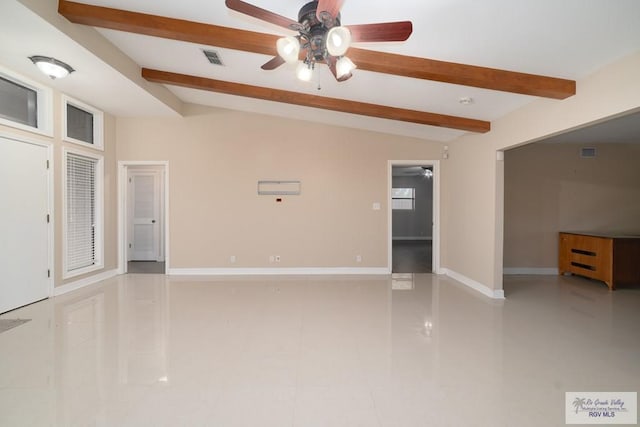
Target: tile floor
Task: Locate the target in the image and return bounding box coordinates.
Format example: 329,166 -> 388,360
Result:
0,273 -> 639,426
392,241 -> 432,273
127,261 -> 166,274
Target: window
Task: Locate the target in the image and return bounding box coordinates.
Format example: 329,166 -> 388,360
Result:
392,188 -> 415,210
63,95 -> 104,150
64,149 -> 103,277
0,66 -> 53,135
0,76 -> 37,127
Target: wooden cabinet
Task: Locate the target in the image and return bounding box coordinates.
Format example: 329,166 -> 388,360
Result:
559,232 -> 640,290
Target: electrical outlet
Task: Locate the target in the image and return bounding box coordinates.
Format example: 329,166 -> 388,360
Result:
356,255 -> 362,263
230,255 -> 236,263
275,255 -> 281,262
269,255 -> 275,263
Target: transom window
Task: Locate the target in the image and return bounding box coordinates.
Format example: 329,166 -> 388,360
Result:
63,95 -> 104,150
0,67 -> 53,136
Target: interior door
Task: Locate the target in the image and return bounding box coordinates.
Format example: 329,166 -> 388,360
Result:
0,136 -> 50,313
128,171 -> 161,261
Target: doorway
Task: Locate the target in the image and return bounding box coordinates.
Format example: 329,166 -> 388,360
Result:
388,161 -> 439,273
118,162 -> 168,275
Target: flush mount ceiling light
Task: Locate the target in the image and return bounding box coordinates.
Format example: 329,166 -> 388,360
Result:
29,55 -> 75,79
226,0 -> 412,83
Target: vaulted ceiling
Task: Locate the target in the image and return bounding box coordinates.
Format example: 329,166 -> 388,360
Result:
2,0 -> 640,141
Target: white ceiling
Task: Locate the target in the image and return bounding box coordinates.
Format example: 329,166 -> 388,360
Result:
393,166 -> 433,177
2,0 -> 640,141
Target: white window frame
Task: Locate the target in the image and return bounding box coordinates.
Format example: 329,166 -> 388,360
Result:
62,95 -> 104,151
63,147 -> 104,279
392,187 -> 415,210
0,65 -> 53,137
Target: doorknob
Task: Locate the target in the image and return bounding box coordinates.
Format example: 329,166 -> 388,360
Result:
151,220 -> 156,223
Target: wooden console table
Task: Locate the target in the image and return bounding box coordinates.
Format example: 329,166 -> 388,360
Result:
559,232 -> 640,290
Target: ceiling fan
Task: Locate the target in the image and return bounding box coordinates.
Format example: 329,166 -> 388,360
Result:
57,0 -> 575,133
225,0 -> 413,82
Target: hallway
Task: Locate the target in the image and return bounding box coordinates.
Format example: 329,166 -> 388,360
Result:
392,240 -> 432,273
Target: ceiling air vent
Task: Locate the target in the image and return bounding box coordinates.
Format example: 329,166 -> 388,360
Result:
202,49 -> 224,66
580,147 -> 597,158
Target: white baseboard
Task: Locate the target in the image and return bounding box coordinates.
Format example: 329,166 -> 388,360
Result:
53,268 -> 119,296
168,267 -> 390,276
503,267 -> 559,275
392,237 -> 433,241
441,268 -> 505,299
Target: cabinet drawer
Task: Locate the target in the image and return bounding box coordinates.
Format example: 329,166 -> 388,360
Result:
561,234 -> 610,254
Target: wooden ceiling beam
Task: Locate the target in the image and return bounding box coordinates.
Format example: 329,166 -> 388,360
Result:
347,49 -> 576,100
142,68 -> 491,133
59,1 -> 576,99
58,0 -> 279,55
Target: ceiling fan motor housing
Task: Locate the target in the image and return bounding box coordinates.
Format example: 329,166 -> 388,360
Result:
298,1 -> 340,27
298,1 -> 341,62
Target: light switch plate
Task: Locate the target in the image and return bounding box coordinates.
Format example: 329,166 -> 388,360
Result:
372,202 -> 381,210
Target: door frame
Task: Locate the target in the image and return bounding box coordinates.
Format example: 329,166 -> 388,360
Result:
0,131 -> 54,298
387,160 -> 441,274
127,168 -> 164,262
117,161 -> 169,274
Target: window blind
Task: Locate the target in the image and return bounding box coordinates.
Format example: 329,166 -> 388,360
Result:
66,152 -> 97,271
392,188 -> 415,210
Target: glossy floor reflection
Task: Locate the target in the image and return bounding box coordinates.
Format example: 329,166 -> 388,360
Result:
1,274 -> 639,426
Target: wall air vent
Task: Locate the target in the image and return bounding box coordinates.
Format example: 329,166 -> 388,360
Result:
202,49 -> 224,66
580,147 -> 597,158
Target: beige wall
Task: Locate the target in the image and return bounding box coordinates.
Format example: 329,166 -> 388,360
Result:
5,49 -> 640,296
116,105 -> 443,269
504,142 -> 640,269
0,64 -> 440,284
0,89 -> 118,287
442,51 -> 640,292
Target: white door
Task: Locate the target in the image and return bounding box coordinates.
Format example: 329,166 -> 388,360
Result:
128,171 -> 162,261
0,136 -> 50,313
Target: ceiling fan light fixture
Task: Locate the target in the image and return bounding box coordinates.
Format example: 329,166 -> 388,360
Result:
296,61 -> 313,82
326,26 -> 351,56
29,55 -> 74,79
276,36 -> 300,63
336,56 -> 356,79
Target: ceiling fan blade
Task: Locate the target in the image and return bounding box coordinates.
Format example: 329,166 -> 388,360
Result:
261,55 -> 286,70
326,56 -> 353,82
347,21 -> 413,43
225,0 -> 300,30
316,0 -> 344,25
